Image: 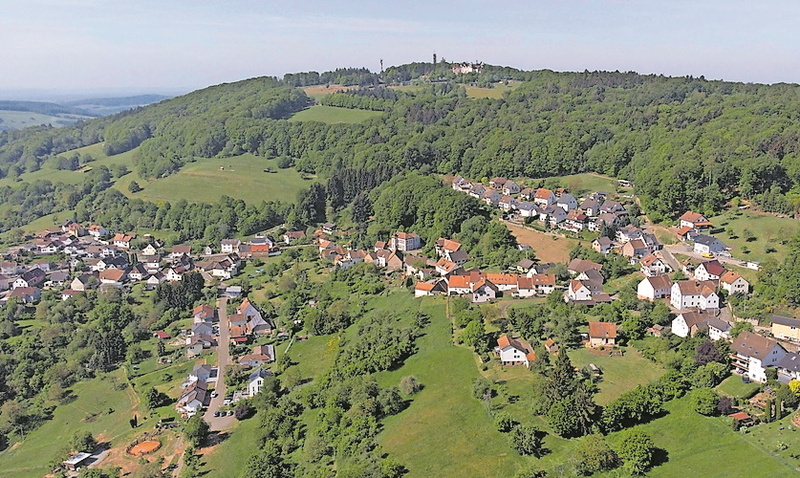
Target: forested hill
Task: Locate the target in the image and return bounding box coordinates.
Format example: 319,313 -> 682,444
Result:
3,66 -> 800,220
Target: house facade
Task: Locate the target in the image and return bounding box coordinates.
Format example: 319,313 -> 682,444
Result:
730,331 -> 787,383
495,334 -> 536,368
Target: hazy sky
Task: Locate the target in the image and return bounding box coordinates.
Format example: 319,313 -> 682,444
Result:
3,0 -> 799,94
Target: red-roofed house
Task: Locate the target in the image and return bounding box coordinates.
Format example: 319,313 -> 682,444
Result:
720,270 -> 749,295
495,334 -> 536,367
679,211 -> 713,231
588,322 -> 617,347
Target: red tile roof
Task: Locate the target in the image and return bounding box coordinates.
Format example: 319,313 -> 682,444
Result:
588,321 -> 617,339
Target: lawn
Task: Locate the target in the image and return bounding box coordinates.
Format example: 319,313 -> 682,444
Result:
0,142 -> 137,189
716,375 -> 761,399
119,154 -> 315,204
569,346 -> 666,406
198,413 -> 263,477
709,209 -> 800,264
377,297 -> 526,477
0,370 -> 142,478
607,397 -> 800,477
288,105 -> 383,124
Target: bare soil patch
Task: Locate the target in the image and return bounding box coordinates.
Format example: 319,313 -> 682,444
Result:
503,222 -> 580,263
128,440 -> 161,456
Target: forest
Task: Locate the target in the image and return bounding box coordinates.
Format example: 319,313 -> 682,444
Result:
2,65 -> 800,225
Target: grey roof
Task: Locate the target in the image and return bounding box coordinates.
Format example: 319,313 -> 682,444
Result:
249,368 -> 274,381
693,235 -> 721,246
778,353 -> 800,373
772,315 -> 800,328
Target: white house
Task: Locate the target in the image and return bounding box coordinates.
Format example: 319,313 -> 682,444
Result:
532,188 -> 556,206
471,279 -> 499,303
177,380 -> 208,414
670,280 -> 719,311
639,254 -> 669,277
495,334 -> 536,368
672,311 -> 713,338
693,235 -> 727,254
189,364 -> 213,383
730,331 -> 787,383
637,275 -> 672,301
556,194 -> 578,211
247,369 -> 274,397
719,270 -> 749,295
694,260 -> 725,282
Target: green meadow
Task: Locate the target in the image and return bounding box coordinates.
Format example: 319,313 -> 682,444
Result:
288,105 -> 383,124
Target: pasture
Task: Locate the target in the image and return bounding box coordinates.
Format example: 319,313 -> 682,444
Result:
120,154 -> 315,204
569,346 -> 666,406
710,209 -> 800,264
377,297 -> 526,477
464,82 -> 521,99
288,105 -> 383,124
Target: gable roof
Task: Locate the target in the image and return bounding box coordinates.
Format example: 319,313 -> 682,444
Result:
675,280 -> 717,297
698,260 -> 726,276
588,321 -> 617,339
720,270 -> 745,285
568,258 -> 602,273
645,274 -> 672,290
496,334 -> 536,361
731,331 -> 784,360
639,254 -> 661,267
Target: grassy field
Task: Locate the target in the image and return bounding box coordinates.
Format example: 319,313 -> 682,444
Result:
607,397 -> 800,477
120,154 -> 315,204
710,209 -> 800,263
301,84 -> 355,99
377,297 -> 526,477
199,413 -> 263,477
464,82 -> 521,99
0,142 -> 137,189
288,105 -> 383,124
0,110 -> 92,130
716,375 -> 761,399
0,370 -> 142,478
569,346 -> 666,406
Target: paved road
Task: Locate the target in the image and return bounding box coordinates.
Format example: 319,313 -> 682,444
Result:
203,297 -> 235,431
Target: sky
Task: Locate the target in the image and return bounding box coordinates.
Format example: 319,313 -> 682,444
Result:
2,0 -> 800,97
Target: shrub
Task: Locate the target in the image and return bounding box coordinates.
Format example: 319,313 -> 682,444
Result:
399,376 -> 422,395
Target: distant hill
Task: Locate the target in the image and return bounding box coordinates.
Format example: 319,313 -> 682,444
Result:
0,100 -> 92,117
0,95 -> 172,131
65,94 -> 171,116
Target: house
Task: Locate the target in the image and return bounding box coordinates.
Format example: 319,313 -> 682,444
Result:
111,233 -> 136,249
248,369 -> 274,397
577,269 -> 605,285
599,200 -> 626,215
489,177 -> 507,189
7,287 -> 42,304
544,338 -> 560,355
592,237 -> 613,255
192,323 -> 214,337
390,232 -> 421,251
485,273 -> 519,291
616,225 -> 644,243
481,189 -> 502,207
364,249 -> 404,272
502,180 -> 521,195
556,193 -> 578,211
99,268 -> 128,286
621,239 -> 649,260
498,195 -> 516,212
565,280 -> 593,303
519,187 -> 535,200
146,273 -> 165,289
283,231 -> 306,244
720,270 -> 749,295
322,223 -> 337,234
468,184 -> 486,199
671,311 -> 715,338
693,235 -> 727,254
239,344 -> 276,367
679,211 -> 713,231
772,315 -> 800,342
13,268 -> 45,289
639,254 -> 670,277
87,225 -> 107,238
637,275 -> 672,301
193,304 -> 217,323
533,188 -> 556,206
580,195 -> 604,216
778,353 -> 800,383
705,316 -> 732,341
495,334 -> 536,368
140,243 -> 158,256
730,331 -> 787,383
694,260 -> 725,282
472,279 -> 499,303
435,238 -> 462,258
415,281 -> 437,297
588,322 -> 617,348
177,380 -> 209,414
71,273 -> 97,291
670,280 -> 719,311
189,364 -> 213,383
516,258 -> 536,273
435,257 -> 462,276
446,274 -> 473,295
221,239 -> 241,253
517,201 -> 540,218
60,289 -> 82,301
451,176 -> 471,191
153,330 -> 170,340
567,258 -> 602,276
63,453 -> 93,471
515,274 -> 556,297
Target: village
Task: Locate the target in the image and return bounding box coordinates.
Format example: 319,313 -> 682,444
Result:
2,174 -> 800,474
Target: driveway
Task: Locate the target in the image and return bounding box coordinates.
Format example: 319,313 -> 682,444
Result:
203,297 -> 236,431
664,243 -> 746,269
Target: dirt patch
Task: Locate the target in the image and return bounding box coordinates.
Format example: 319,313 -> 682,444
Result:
303,84 -> 353,97
503,222 -> 580,263
128,440 -> 161,456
